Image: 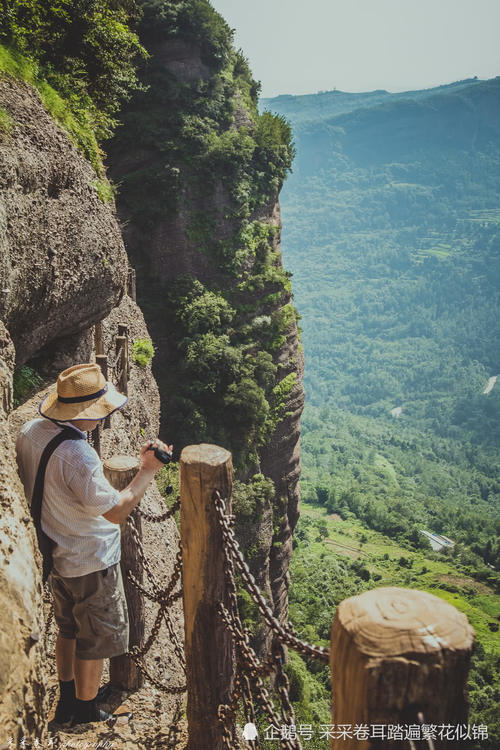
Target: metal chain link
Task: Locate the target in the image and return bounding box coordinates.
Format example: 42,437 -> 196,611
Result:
218,604 -> 300,750
126,516 -> 186,670
214,490 -> 329,665
218,672 -> 244,748
213,487 -> 308,749
241,674 -> 257,750
127,539 -> 182,608
128,650 -> 186,695
137,495 -> 181,523
273,643 -> 297,730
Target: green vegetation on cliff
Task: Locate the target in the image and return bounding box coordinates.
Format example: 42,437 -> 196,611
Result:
0,0 -> 146,170
109,0 -> 297,470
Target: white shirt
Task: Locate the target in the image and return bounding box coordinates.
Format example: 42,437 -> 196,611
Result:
16,418 -> 121,577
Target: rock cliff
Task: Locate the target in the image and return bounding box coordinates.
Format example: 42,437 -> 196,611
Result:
0,77 -> 127,366
0,75 -> 183,747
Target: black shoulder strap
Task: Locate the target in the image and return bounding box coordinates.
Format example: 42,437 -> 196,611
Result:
31,427 -> 84,583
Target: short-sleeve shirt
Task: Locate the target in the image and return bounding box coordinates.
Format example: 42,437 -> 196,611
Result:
16,418 -> 121,577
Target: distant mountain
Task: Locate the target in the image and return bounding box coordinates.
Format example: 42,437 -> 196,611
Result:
262,77 -> 487,125
261,78 -> 500,411
262,74 -> 500,563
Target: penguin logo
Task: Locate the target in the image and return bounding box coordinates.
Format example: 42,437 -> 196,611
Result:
242,722 -> 258,740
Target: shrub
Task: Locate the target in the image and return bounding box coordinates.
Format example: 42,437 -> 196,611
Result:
131,337 -> 155,366
13,365 -> 43,406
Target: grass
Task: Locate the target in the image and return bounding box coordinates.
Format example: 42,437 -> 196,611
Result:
0,106 -> 12,135
92,178 -> 116,204
0,44 -> 103,175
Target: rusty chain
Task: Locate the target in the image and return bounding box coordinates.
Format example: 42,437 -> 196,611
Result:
216,493 -> 302,750
128,650 -> 186,695
126,515 -> 186,671
241,674 -> 257,750
213,490 -> 329,665
136,495 -> 181,523
273,643 -> 297,730
218,604 -> 301,750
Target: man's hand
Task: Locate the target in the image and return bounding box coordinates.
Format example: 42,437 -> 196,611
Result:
104,440 -> 173,524
139,440 -> 173,473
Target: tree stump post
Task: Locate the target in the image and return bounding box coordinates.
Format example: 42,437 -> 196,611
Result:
118,323 -> 130,379
96,354 -> 111,429
127,267 -> 136,301
115,335 -> 128,396
330,587 -> 475,749
180,444 -> 235,750
94,322 -> 104,356
103,455 -> 144,689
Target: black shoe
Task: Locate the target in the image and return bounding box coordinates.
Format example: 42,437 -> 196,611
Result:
72,701 -> 133,728
96,683 -> 113,704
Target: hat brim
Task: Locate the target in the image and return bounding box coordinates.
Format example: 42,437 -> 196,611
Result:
39,381 -> 127,421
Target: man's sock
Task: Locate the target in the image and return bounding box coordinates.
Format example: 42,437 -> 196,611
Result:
54,679 -> 76,723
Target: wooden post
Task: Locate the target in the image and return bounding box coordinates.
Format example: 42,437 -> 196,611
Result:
115,335 -> 128,396
103,455 -> 144,689
91,423 -> 101,457
330,587 -> 475,749
118,323 -> 130,379
180,444 -> 235,750
127,267 -> 136,301
96,354 -> 111,429
94,322 -> 104,356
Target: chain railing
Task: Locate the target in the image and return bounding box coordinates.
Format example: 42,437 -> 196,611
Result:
124,510 -> 186,692
213,488 -> 331,750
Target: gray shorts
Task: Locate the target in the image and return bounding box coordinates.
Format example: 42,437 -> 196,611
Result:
50,563 -> 129,660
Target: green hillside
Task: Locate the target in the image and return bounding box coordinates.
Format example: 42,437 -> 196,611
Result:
264,79 -> 500,747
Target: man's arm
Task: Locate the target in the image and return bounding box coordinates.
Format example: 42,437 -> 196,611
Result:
103,440 -> 169,524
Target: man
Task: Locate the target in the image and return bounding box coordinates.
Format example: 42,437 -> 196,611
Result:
16,362 -> 170,726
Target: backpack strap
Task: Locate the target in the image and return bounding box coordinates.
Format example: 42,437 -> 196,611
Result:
31,427 -> 84,583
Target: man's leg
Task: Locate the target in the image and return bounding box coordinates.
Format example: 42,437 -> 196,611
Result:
74,657 -> 104,700
55,634 -> 75,681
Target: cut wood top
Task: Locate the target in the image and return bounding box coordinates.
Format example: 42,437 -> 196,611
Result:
181,444 -> 232,468
103,455 -> 140,472
336,587 -> 474,657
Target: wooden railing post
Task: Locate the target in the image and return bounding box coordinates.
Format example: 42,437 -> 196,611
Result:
180,444 -> 235,750
330,587 -> 474,749
94,322 -> 104,356
115,335 -> 128,396
96,354 -> 111,429
103,455 -> 144,690
127,267 -> 136,301
118,323 -> 130,379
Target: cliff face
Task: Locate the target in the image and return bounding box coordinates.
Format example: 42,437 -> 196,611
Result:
0,76 -> 182,745
0,77 -> 127,366
108,13 -> 304,633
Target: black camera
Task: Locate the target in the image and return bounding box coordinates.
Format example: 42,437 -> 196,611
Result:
147,443 -> 173,465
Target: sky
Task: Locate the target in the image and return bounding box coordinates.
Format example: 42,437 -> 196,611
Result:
209,0 -> 500,99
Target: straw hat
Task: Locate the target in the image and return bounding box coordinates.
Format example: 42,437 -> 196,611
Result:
39,363 -> 127,422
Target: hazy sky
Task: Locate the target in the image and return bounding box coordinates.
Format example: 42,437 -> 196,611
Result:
209,0 -> 500,98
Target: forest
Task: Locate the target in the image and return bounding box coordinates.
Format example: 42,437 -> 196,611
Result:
263,78 -> 500,748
